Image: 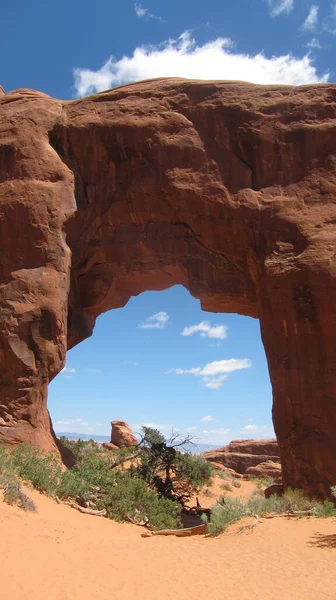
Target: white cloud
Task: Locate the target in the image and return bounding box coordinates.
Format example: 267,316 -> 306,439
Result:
301,5 -> 319,31
134,3 -> 163,21
200,427 -> 230,442
139,311 -> 169,329
241,423 -> 259,432
201,415 -> 214,422
181,321 -> 227,340
323,3 -> 336,34
266,0 -> 294,17
73,30 -> 328,97
84,368 -> 103,373
54,418 -> 91,432
132,422 -> 175,433
123,360 -> 139,366
306,37 -> 322,48
239,422 -> 275,437
61,366 -> 76,374
168,358 -> 251,389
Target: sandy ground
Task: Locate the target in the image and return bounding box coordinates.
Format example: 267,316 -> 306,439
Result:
1,477 -> 336,600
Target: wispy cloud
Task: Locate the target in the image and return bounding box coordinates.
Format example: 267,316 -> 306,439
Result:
323,3 -> 336,34
54,418 -> 89,431
73,30 -> 328,97
132,422 -> 175,432
139,311 -> 169,329
239,422 -> 275,436
181,321 -> 227,340
200,415 -> 214,422
265,0 -> 294,17
200,427 -> 230,441
84,368 -> 103,373
306,37 -> 322,48
301,5 -> 319,31
134,3 -> 163,21
167,358 -> 251,389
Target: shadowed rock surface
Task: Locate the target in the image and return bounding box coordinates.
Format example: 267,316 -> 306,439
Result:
1,78 -> 336,497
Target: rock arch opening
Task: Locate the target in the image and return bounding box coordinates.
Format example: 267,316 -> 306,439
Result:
1,78 -> 336,498
48,286 -> 273,451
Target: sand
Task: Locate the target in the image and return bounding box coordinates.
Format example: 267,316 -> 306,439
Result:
1,479 -> 336,600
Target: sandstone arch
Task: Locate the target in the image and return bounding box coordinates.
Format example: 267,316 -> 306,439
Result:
1,78 -> 336,498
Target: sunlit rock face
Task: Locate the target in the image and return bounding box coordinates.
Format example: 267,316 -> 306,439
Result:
1,78 -> 336,498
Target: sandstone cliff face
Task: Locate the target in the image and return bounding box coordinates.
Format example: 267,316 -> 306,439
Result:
1,79 -> 336,498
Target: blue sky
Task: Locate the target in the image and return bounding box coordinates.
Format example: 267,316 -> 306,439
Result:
2,0 -> 335,444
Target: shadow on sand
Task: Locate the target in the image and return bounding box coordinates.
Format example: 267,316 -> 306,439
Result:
308,533 -> 336,549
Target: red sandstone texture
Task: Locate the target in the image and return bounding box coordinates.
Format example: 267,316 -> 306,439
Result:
1,79 -> 336,498
202,439 -> 281,474
111,421 -> 138,447
245,460 -> 282,483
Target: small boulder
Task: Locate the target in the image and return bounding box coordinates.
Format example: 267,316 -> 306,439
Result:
102,442 -> 118,451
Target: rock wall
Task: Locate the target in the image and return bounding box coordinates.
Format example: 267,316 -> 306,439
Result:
202,439 -> 280,474
1,79 -> 336,497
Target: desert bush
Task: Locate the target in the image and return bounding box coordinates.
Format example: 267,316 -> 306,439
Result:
207,498 -> 246,534
232,480 -> 242,488
218,471 -> 233,480
57,469 -> 92,501
207,487 -> 336,535
58,437 -> 105,460
103,472 -> 182,530
220,483 -> 233,492
250,477 -> 275,488
9,444 -> 62,495
2,480 -> 36,512
203,488 -> 214,497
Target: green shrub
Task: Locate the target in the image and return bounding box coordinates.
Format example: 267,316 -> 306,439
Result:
57,469 -> 92,501
2,480 -> 36,512
207,498 -> 246,534
232,480 -> 242,489
207,487 -> 336,535
103,473 -> 181,530
9,444 -> 62,495
220,483 -> 233,492
250,477 -> 274,488
218,471 -> 233,480
175,453 -> 213,489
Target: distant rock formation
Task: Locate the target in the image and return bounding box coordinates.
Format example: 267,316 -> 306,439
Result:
245,460 -> 282,483
202,439 -> 280,475
111,421 -> 138,447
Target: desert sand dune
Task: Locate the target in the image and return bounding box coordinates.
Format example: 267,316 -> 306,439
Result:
1,484 -> 336,600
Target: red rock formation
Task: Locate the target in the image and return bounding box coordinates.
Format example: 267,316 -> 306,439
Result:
111,421 -> 138,447
224,439 -> 280,457
102,442 -> 118,451
245,461 -> 282,483
202,439 -> 280,474
1,79 -> 336,498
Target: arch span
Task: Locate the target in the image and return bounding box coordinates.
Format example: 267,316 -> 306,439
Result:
1,79 -> 336,498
